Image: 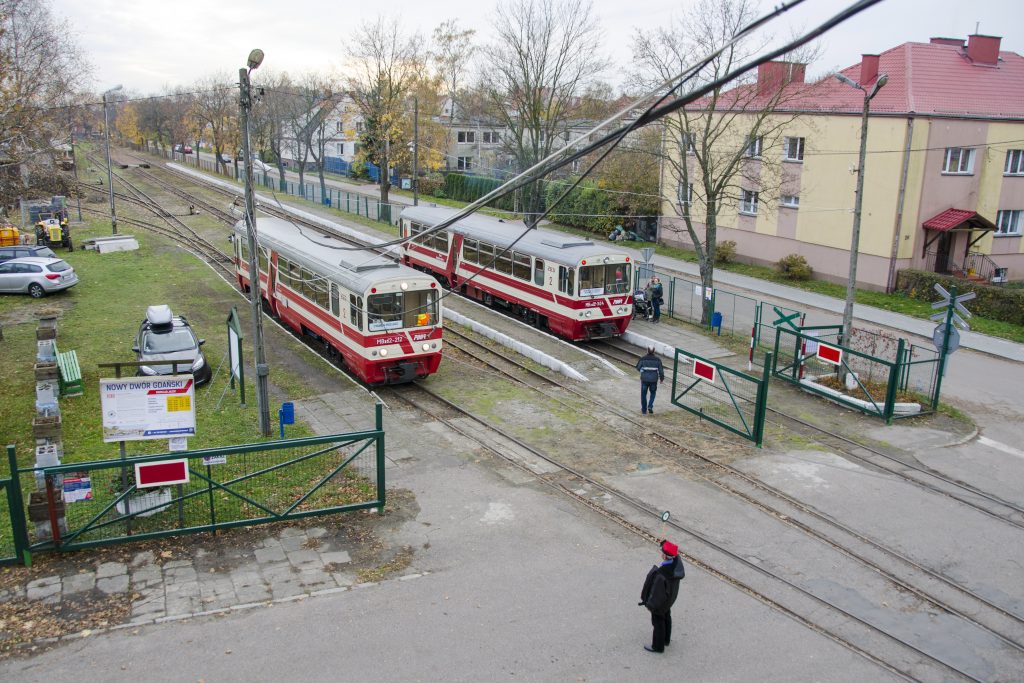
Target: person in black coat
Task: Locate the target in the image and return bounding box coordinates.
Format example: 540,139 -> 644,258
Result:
635,347 -> 665,414
639,539 -> 685,653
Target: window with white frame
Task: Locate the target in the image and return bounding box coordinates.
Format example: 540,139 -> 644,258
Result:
783,137 -> 805,162
457,156 -> 473,170
681,132 -> 696,154
780,194 -> 800,208
457,131 -> 476,143
355,121 -> 363,133
483,131 -> 500,144
942,147 -> 975,174
740,190 -> 759,215
1005,150 -> 1024,175
337,143 -> 344,155
570,158 -> 581,173
745,136 -> 763,158
678,182 -> 693,205
336,120 -> 343,133
996,209 -> 1023,236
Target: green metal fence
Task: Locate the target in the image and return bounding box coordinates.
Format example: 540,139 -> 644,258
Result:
772,326 -> 939,423
19,408 -> 386,554
1,447 -> 30,566
670,349 -> 772,447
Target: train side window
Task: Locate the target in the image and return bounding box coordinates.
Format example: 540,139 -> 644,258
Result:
477,242 -> 494,268
300,268 -> 314,299
463,239 -> 478,264
239,238 -> 250,262
258,247 -> 268,272
495,248 -> 513,275
349,294 -> 363,330
330,283 -> 339,316
558,266 -> 575,295
513,253 -> 530,281
313,277 -> 329,308
534,258 -> 545,286
278,257 -> 291,287
431,230 -> 448,253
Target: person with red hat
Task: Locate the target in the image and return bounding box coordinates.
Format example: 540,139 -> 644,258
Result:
638,539 -> 685,653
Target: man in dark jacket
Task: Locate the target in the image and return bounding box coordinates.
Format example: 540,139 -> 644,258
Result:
635,347 -> 665,414
639,540 -> 685,653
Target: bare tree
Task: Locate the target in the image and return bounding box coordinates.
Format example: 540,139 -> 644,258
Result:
252,70 -> 298,190
479,0 -> 608,219
190,74 -> 238,172
631,0 -> 817,323
1,0 -> 90,205
430,19 -> 476,155
294,72 -> 340,203
135,89 -> 177,154
347,16 -> 425,212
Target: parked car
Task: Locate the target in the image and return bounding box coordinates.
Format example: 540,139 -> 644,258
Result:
133,305 -> 212,385
0,256 -> 78,297
0,245 -> 57,263
173,144 -> 193,154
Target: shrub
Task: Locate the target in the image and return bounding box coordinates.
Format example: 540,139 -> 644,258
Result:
417,174 -> 444,197
776,253 -> 812,280
895,269 -> 1024,325
715,240 -> 737,264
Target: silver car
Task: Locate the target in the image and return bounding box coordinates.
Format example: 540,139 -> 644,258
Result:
0,257 -> 79,297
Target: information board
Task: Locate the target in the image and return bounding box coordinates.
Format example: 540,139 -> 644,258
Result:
100,375 -> 196,442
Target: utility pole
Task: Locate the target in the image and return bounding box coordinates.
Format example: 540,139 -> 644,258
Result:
413,96 -> 419,206
239,50 -> 272,437
102,85 -> 123,235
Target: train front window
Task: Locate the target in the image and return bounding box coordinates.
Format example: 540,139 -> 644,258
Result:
579,263 -> 631,296
366,289 -> 439,332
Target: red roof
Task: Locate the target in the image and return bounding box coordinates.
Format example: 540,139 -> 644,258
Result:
922,209 -> 982,231
710,38 -> 1024,119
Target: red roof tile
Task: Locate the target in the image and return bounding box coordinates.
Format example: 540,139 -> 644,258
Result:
922,208 -> 979,231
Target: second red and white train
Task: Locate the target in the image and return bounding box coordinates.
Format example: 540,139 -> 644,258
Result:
400,206 -> 633,341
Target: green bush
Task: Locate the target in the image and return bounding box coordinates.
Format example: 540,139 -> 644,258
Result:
776,253 -> 812,280
417,174 -> 444,196
895,269 -> 1024,325
715,240 -> 737,264
442,173 -> 516,211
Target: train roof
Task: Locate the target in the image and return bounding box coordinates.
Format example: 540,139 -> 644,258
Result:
234,217 -> 432,292
400,205 -> 630,266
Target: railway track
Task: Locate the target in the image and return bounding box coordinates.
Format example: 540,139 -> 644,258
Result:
380,376 -> 986,682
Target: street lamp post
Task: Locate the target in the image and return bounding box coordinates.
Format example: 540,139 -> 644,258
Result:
239,49 -> 272,437
413,96 -> 419,206
836,71 -> 888,344
102,85 -> 123,235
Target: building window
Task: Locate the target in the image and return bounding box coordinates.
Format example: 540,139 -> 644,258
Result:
682,132 -> 696,154
483,131 -> 500,144
783,137 -> 805,162
336,120 -> 343,133
570,158 -> 581,173
744,136 -> 763,158
457,156 -> 473,170
1005,150 -> 1024,175
942,147 -> 975,174
740,190 -> 759,215
780,194 -> 800,208
996,209 -> 1023,236
337,143 -> 344,156
678,182 -> 693,206
457,131 -> 475,143
355,121 -> 363,133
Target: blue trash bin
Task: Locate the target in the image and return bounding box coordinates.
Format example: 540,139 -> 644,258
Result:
711,312 -> 723,336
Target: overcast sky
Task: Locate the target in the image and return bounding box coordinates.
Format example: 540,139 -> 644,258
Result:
53,0 -> 1021,94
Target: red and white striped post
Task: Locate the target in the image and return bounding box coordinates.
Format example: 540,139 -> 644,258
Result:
748,323 -> 756,371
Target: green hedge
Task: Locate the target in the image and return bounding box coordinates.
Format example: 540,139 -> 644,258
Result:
543,178 -> 615,234
895,269 -> 1024,325
442,173 -> 516,211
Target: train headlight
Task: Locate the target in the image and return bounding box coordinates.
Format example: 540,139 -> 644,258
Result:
379,348 -> 388,357
585,310 -> 593,318
400,282 -> 409,291
422,343 -> 430,352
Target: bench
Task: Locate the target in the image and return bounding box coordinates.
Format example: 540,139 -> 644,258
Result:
53,342 -> 83,397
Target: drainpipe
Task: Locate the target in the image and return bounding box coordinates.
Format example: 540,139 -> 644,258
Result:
885,117 -> 914,293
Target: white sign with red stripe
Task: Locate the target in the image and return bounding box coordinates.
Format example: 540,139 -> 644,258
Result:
692,359 -> 717,384
100,375 -> 196,443
134,459 -> 190,488
817,343 -> 843,366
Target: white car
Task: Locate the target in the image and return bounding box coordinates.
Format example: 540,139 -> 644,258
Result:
0,256 -> 79,297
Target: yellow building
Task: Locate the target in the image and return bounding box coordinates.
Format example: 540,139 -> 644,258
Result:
659,35 -> 1024,289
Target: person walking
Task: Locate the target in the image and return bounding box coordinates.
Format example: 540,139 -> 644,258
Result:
639,539 -> 686,653
635,346 -> 664,414
648,278 -> 664,322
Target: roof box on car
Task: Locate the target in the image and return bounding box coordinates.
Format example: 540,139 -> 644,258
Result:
146,305 -> 173,330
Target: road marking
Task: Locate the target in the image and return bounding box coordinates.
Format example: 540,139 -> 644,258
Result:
978,436 -> 1024,460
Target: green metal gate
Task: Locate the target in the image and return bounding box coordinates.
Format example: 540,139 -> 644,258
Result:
670,349 -> 772,447
23,406 -> 386,554
1,447 -> 30,566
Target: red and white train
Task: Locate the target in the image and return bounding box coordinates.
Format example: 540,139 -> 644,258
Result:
400,206 -> 633,341
232,217 -> 443,384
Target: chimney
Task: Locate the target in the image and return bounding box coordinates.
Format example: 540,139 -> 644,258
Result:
930,37 -> 965,48
756,61 -> 806,96
860,54 -> 880,84
967,34 -> 1001,65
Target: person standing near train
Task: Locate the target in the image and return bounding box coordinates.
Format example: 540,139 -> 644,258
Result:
646,278 -> 664,322
635,346 -> 664,414
638,539 -> 685,653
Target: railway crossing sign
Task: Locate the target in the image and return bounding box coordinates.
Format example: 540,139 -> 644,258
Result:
692,359 -> 717,383
772,307 -> 801,331
929,284 -> 974,331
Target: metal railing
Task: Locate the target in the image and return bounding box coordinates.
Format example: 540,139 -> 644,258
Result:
924,249 -> 1003,284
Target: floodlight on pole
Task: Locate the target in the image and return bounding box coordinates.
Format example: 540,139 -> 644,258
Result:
835,71 -> 887,344
102,85 -> 123,235
239,51 -> 272,437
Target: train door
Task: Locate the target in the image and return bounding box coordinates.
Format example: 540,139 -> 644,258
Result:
448,234 -> 464,286
266,249 -> 280,314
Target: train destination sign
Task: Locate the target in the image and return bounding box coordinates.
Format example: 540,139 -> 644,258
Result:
100,375 -> 196,443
